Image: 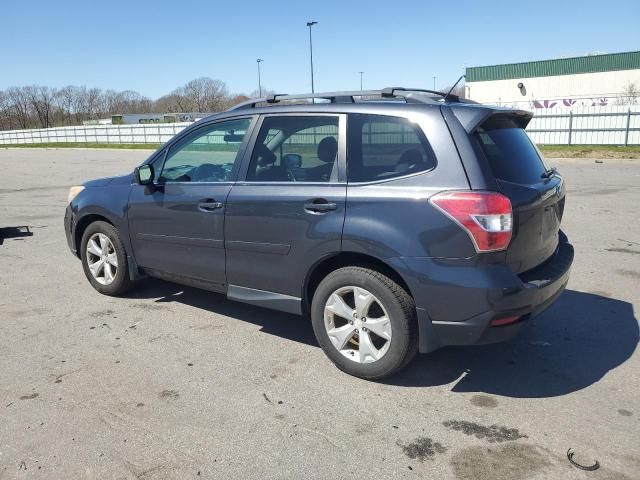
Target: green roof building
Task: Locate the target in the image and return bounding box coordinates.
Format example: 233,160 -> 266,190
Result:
465,51 -> 640,108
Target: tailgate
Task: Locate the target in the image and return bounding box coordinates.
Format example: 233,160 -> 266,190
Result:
500,176 -> 565,273
473,115 -> 566,273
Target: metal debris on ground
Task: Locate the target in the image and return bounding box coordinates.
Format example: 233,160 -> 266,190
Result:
567,448 -> 600,471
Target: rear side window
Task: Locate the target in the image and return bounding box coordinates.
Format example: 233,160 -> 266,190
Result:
475,118 -> 546,184
347,114 -> 436,182
246,116 -> 339,182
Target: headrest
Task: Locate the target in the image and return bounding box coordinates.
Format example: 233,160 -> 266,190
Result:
317,136 -> 338,163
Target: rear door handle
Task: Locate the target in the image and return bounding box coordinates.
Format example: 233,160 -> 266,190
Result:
304,199 -> 337,213
198,199 -> 224,212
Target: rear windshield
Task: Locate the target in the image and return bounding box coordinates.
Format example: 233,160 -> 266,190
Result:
475,118 -> 546,184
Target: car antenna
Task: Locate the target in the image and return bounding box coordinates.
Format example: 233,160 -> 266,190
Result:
445,74 -> 465,101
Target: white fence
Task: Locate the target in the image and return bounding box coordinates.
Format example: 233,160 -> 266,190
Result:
1,106 -> 640,146
526,105 -> 640,145
0,122 -> 192,145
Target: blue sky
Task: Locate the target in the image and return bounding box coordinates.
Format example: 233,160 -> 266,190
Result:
2,0 -> 639,98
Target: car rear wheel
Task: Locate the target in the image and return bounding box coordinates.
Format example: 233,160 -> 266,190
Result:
311,266 -> 418,380
80,221 -> 133,296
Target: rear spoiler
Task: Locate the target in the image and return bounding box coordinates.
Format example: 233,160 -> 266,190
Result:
448,105 -> 533,133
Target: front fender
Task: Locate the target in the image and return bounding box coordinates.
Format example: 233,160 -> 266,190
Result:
70,183 -> 133,259
74,184 -> 131,230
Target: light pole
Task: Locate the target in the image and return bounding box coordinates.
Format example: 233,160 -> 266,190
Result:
433,76 -> 437,90
256,59 -> 263,97
306,21 -> 318,93
359,71 -> 364,91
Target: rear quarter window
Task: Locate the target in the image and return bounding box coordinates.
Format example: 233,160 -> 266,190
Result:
475,117 -> 546,184
347,114 -> 436,182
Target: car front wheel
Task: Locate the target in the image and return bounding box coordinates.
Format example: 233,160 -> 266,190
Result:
311,266 -> 418,380
80,221 -> 133,296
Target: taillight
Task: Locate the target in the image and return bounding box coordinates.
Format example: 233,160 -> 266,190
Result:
430,191 -> 513,252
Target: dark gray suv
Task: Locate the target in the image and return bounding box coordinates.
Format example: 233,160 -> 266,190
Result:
64,88 -> 573,379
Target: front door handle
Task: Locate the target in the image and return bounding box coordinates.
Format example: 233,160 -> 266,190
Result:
304,199 -> 337,213
198,199 -> 224,212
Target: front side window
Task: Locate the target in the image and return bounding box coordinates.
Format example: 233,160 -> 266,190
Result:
347,114 -> 436,182
246,116 -> 339,182
159,118 -> 251,183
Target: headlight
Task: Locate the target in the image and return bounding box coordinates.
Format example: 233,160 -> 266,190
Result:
68,186 -> 85,204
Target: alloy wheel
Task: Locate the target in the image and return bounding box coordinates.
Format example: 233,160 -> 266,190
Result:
86,233 -> 118,285
323,286 -> 392,363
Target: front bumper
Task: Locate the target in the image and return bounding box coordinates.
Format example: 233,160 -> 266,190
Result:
392,233 -> 574,353
64,204 -> 78,256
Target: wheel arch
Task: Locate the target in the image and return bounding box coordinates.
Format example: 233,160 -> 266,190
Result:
303,251 -> 414,315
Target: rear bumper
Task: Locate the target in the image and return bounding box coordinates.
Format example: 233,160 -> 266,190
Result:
391,233 -> 574,353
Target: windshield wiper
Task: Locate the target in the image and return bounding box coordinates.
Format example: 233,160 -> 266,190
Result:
541,167 -> 557,179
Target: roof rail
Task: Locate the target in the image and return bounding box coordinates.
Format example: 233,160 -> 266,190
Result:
226,87 -> 458,111
381,87 -> 459,102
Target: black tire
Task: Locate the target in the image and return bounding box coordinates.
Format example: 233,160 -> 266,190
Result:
311,266 -> 418,380
80,221 -> 134,296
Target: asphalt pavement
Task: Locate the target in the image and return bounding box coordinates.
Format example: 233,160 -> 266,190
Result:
0,148 -> 638,479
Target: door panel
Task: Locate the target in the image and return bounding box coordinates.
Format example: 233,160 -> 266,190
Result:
225,184 -> 346,297
127,117 -> 254,288
225,114 -> 347,298
128,183 -> 231,286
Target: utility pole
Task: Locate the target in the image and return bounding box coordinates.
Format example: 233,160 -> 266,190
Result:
306,21 -> 318,93
256,59 -> 263,97
359,71 -> 364,91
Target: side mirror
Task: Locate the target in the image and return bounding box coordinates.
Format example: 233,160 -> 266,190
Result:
283,153 -> 302,169
134,164 -> 154,185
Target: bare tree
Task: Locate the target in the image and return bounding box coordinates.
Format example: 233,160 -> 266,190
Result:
0,90 -> 12,130
24,85 -> 57,128
153,93 -> 183,113
87,88 -> 104,120
172,77 -> 230,112
227,94 -> 250,107
0,77 -> 261,131
56,86 -> 78,125
71,86 -> 91,124
100,90 -> 152,115
249,88 -> 277,98
5,87 -> 32,129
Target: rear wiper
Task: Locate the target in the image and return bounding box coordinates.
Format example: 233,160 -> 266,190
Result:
541,167 -> 557,179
